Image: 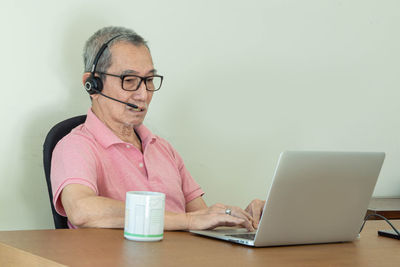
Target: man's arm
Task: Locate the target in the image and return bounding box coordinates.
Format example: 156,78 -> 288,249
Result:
62,185 -> 255,231
61,184 -> 125,228
185,196 -> 208,211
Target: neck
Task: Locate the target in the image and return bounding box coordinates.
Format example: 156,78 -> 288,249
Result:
119,124 -> 143,151
91,107 -> 143,151
107,121 -> 143,151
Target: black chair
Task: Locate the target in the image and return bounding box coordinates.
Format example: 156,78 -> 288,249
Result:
43,115 -> 87,229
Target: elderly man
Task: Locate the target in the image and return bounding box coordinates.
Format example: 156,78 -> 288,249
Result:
51,26 -> 265,230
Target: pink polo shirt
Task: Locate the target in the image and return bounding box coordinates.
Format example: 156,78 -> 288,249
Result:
51,109 -> 204,227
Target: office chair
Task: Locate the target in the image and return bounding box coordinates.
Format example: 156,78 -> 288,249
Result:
43,115 -> 86,229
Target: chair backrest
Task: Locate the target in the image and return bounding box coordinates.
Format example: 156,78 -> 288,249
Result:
43,115 -> 87,229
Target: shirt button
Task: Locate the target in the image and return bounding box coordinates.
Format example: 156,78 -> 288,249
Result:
139,163 -> 144,168
126,145 -> 131,148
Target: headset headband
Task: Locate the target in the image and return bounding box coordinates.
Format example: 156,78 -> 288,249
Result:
90,34 -> 123,74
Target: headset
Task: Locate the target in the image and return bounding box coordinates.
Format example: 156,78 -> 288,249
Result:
83,35 -> 139,109
84,34 -> 122,95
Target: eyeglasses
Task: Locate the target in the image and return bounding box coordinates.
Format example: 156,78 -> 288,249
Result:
97,72 -> 163,91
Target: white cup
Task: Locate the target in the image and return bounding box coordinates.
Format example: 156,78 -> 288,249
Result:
124,191 -> 165,241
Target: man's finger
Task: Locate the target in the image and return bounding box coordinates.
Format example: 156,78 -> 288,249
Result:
230,206 -> 254,223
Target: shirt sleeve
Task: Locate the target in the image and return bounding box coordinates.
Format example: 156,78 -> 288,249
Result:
50,134 -> 99,216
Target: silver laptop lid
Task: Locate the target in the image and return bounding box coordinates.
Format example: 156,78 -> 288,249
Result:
254,151 -> 385,246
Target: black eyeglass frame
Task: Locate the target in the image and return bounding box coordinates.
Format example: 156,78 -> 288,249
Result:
97,71 -> 164,91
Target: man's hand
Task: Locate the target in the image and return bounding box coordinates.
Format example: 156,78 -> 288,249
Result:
186,203 -> 255,231
245,199 -> 266,229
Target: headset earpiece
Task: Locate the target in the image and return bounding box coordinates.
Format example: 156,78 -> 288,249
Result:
84,75 -> 103,95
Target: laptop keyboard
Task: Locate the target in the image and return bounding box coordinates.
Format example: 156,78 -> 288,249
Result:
228,233 -> 256,240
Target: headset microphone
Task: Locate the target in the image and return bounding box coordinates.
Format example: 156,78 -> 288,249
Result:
84,84 -> 139,109
84,34 -> 139,110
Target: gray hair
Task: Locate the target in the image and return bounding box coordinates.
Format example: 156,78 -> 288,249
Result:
83,26 -> 149,78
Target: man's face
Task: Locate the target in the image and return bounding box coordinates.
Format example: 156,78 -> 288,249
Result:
91,42 -> 155,128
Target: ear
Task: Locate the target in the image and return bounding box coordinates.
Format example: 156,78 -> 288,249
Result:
82,72 -> 100,100
82,72 -> 92,85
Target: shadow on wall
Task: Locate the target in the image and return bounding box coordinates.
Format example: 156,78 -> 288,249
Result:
16,14 -> 109,229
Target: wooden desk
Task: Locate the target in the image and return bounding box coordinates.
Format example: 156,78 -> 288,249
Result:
367,197 -> 400,220
0,220 -> 399,267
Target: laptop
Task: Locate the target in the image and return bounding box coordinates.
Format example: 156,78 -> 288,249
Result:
190,151 -> 385,247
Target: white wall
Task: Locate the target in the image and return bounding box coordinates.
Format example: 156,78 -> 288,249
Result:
0,0 -> 399,230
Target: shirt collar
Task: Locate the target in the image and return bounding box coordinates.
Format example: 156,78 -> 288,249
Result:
85,108 -> 157,149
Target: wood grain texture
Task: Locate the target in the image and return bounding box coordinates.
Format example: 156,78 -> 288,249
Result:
0,220 -> 399,267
